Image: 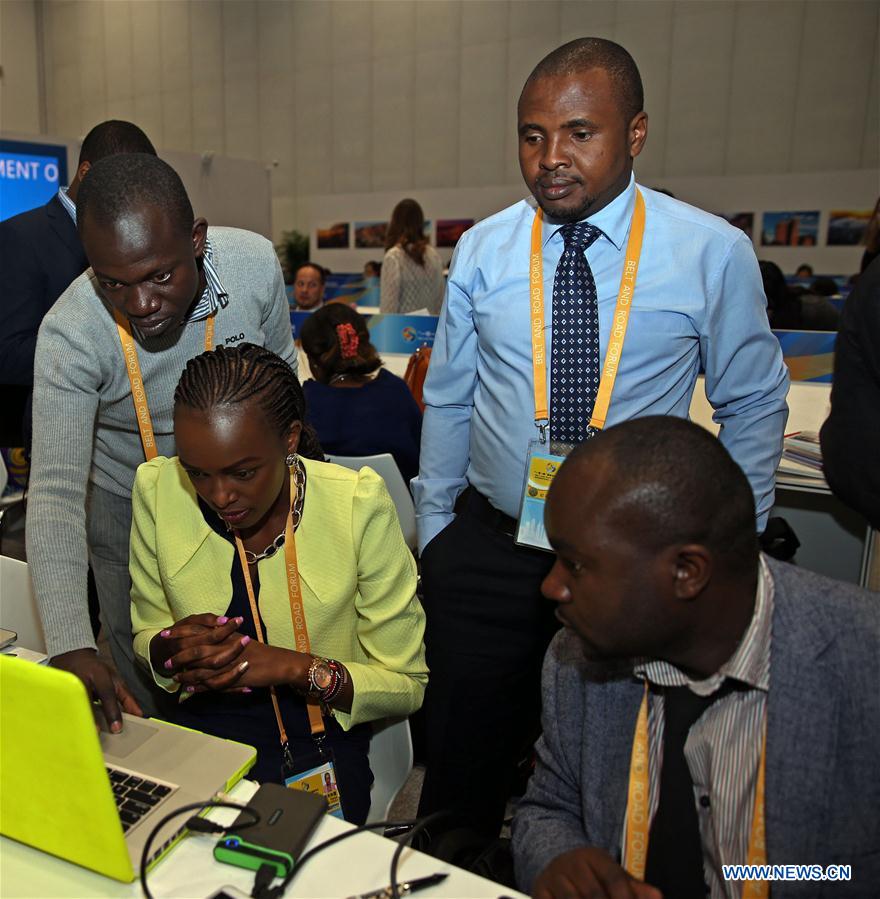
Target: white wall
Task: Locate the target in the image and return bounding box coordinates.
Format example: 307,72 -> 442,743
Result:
0,130 -> 273,238
4,0 -> 877,268
0,0 -> 42,134
653,168 -> 879,274
305,167 -> 878,274
163,151 -> 273,239
302,183 -> 525,271
22,4 -> 880,209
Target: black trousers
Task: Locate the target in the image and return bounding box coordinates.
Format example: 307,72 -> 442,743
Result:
417,488 -> 558,839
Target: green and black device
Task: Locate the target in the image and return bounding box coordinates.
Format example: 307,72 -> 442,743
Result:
214,783 -> 327,878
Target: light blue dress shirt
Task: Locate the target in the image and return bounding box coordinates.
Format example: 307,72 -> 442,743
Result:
412,175 -> 789,552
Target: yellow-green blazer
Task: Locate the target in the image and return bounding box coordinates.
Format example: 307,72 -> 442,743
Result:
130,456 -> 427,730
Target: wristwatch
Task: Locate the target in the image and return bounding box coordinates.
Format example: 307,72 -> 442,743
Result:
306,656 -> 347,704
307,657 -> 334,695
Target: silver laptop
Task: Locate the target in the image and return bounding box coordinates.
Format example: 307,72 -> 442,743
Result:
0,654 -> 257,882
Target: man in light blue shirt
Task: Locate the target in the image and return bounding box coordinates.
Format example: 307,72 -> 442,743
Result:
413,37 -> 789,844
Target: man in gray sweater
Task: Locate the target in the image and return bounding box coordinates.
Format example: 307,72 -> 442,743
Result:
27,153 -> 297,728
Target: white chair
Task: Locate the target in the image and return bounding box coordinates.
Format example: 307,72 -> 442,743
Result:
367,716 -> 414,823
0,555 -> 46,653
326,453 -> 417,551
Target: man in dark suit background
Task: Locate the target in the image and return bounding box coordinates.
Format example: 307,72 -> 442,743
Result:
0,120 -> 155,446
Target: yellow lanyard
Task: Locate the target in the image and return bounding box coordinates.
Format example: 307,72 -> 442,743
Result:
624,681 -> 769,897
233,470 -> 325,745
528,188 -> 646,440
114,309 -> 215,461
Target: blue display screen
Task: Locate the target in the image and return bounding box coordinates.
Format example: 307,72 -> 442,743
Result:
0,140 -> 68,221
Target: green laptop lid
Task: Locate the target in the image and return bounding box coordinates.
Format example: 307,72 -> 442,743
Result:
0,655 -> 135,881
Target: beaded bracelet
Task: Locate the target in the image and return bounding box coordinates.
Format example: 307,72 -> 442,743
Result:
321,659 -> 348,706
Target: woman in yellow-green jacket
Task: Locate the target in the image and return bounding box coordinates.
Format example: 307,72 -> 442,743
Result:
129,343 -> 427,823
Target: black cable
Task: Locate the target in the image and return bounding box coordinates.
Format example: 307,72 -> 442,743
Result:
258,819 -> 419,899
139,799 -> 261,899
258,811 -> 452,899
138,804 -> 449,899
388,812 -> 449,899
252,862 -> 278,898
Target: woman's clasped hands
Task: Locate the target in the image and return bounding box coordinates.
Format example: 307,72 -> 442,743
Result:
149,613 -> 306,695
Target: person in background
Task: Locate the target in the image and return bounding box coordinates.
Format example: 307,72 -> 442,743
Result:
130,344 -> 427,822
795,263 -> 813,279
27,154 -> 297,728
293,262 -> 326,311
300,304 -> 422,484
363,261 -> 382,305
810,276 -> 838,297
0,120 -> 156,446
414,37 -> 788,845
799,282 -> 840,330
820,257 -> 880,532
760,260 -> 838,331
861,197 -> 880,273
513,416 -> 880,899
380,199 -> 445,315
760,260 -> 802,328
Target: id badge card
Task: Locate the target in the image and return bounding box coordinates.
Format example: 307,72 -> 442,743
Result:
283,750 -> 344,819
515,439 -> 567,551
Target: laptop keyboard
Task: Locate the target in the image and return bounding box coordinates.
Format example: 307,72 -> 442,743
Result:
106,766 -> 173,832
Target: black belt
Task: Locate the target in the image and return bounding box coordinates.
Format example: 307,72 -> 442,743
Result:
460,486 -> 518,537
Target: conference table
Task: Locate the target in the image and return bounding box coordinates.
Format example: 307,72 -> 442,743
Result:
0,779 -> 527,899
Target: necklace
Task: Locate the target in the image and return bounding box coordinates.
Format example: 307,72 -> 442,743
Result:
243,530 -> 286,565
230,457 -> 306,564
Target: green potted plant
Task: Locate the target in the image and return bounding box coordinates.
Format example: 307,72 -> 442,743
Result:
275,229 -> 310,284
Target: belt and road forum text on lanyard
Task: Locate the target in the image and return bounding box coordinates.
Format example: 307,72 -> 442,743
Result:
625,682 -> 769,896
114,308 -> 215,461
233,473 -> 344,818
515,188 -> 645,550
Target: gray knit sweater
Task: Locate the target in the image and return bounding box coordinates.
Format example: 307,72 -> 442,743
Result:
27,226 -> 297,657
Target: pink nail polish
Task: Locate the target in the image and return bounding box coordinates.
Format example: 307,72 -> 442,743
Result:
164,659 -> 173,670
242,687 -> 253,694
216,616 -> 228,625
160,629 -> 171,637
240,635 -> 251,647
235,616 -> 244,625
185,685 -> 195,693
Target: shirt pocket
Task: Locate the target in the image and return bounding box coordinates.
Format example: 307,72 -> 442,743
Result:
612,307 -> 700,403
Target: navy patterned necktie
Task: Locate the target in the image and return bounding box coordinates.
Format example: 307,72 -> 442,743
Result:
550,221 -> 603,447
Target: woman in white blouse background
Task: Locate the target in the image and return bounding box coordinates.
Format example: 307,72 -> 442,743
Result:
380,199 -> 445,316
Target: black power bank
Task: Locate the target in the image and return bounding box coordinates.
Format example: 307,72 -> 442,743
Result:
214,783 -> 327,878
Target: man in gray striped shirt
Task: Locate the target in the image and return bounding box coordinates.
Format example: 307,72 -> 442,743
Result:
27,154 -> 297,729
513,416 -> 879,899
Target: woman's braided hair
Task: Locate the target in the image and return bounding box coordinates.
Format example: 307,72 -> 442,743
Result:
174,343 -> 323,460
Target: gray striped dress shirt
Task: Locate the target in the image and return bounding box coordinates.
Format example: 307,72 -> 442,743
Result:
628,556 -> 773,899
57,186 -> 77,220
186,239 -> 228,321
